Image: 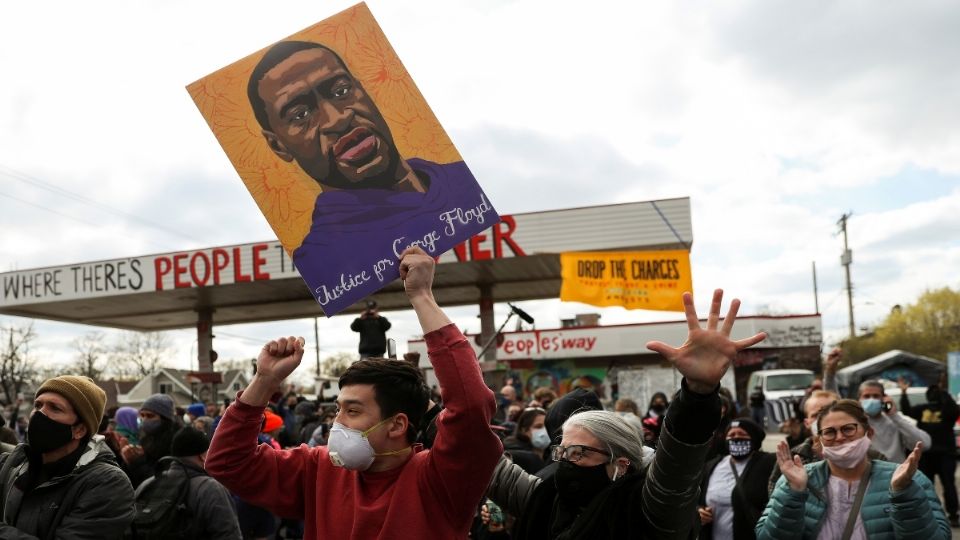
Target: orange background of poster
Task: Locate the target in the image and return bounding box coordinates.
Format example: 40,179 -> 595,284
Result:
187,2 -> 461,253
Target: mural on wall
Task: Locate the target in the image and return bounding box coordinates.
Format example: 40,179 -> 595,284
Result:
877,367 -> 926,387
502,360 -> 609,399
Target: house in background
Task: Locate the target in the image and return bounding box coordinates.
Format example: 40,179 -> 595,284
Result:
117,368 -> 249,408
95,379 -> 140,410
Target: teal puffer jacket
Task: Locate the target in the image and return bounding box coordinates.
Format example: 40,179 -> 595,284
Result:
756,459 -> 949,539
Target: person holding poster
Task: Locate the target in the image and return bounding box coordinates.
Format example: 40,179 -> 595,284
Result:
205,247 -> 502,539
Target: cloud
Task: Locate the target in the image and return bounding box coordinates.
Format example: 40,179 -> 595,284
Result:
453,125 -> 669,214
706,0 -> 960,154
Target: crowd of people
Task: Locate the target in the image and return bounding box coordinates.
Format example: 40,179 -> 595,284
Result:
0,247 -> 956,539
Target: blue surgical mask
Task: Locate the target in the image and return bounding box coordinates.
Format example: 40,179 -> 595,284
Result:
531,428 -> 551,449
860,398 -> 882,416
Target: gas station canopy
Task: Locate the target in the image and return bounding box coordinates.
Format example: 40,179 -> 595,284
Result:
0,198 -> 692,330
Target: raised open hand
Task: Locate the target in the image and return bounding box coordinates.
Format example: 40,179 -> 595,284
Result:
776,440 -> 807,492
891,441 -> 922,491
646,289 -> 766,393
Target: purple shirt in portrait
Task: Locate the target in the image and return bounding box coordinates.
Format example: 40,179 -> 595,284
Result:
292,158 -> 499,315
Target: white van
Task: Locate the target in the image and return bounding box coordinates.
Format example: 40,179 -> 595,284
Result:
747,369 -> 815,402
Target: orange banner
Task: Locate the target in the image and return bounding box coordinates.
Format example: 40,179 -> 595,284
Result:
560,250 -> 692,311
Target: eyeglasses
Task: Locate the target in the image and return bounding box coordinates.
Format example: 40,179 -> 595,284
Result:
550,444 -> 611,463
818,422 -> 861,442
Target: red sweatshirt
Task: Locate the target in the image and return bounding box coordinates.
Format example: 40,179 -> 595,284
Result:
206,324 -> 503,539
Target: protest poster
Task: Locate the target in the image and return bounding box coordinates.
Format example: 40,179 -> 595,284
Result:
187,2 -> 499,316
560,250 -> 692,311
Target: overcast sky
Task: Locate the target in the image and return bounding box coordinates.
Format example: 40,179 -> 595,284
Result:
1,0 -> 958,381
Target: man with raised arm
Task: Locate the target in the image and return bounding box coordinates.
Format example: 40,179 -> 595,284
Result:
206,247 -> 502,539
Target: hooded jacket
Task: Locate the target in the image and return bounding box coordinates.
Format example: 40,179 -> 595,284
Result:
0,436 -> 135,539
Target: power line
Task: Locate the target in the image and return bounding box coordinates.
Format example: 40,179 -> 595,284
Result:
215,331 -> 272,345
0,190 -> 101,228
0,190 -> 176,252
819,288 -> 846,314
0,164 -> 199,244
215,330 -> 323,348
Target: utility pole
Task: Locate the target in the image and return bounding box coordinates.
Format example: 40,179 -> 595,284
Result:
314,317 -> 321,376
812,261 -> 820,314
837,213 -> 855,338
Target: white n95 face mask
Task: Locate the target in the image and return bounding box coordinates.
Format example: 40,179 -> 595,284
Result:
327,417 -> 409,471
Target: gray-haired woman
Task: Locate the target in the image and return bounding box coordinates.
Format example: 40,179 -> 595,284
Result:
485,289 -> 766,539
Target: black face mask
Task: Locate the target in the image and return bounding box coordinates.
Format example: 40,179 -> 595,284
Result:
27,411 -> 76,454
651,403 -> 667,414
140,418 -> 163,436
554,460 -> 612,507
727,438 -> 753,459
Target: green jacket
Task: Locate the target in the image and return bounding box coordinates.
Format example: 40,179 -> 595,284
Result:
756,459 -> 949,539
0,437 -> 135,540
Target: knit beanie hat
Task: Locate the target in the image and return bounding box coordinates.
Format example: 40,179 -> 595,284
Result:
728,418 -> 766,446
262,410 -> 284,433
141,393 -> 176,422
186,403 -> 206,418
36,376 -> 106,438
171,426 -> 210,457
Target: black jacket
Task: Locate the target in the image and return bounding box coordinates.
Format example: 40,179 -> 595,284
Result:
503,436 -> 546,475
0,437 -> 135,539
902,390 -> 960,455
350,315 -> 391,356
698,452 -> 776,540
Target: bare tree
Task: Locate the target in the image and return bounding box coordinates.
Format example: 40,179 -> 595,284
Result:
319,351 -> 355,378
108,331 -> 172,378
69,331 -> 106,379
0,324 -> 38,405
